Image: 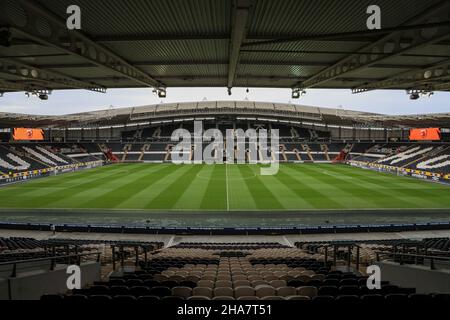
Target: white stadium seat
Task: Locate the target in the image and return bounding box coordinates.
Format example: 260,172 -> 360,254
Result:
23,147 -> 57,166
36,146 -> 68,164
416,155 -> 450,170
377,146 -> 433,165
0,153 -> 31,171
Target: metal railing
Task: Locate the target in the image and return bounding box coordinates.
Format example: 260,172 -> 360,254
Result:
0,252 -> 101,277
376,251 -> 450,270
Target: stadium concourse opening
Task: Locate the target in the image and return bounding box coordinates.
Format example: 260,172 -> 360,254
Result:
0,0 -> 450,307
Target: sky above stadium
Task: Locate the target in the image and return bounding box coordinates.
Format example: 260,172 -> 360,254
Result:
1,88 -> 449,116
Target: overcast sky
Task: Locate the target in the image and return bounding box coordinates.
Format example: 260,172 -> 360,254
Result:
1,87 -> 449,116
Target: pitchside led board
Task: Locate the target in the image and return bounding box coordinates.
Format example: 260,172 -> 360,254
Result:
409,128 -> 441,141
13,128 -> 44,141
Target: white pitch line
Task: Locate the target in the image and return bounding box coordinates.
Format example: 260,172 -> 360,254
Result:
225,163 -> 230,211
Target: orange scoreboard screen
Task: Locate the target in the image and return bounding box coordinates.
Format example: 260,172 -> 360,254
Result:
13,128 -> 44,141
409,128 -> 441,141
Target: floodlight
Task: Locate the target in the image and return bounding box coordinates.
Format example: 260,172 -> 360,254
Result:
158,89 -> 167,98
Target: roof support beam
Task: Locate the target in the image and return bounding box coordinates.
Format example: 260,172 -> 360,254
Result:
242,21 -> 450,48
241,49 -> 450,59
352,58 -> 450,93
0,79 -> 30,91
9,34 -> 382,45
0,58 -> 106,92
227,0 -> 253,91
432,81 -> 450,91
295,0 -> 450,89
80,75 -> 376,83
35,61 -> 415,70
5,0 -> 164,90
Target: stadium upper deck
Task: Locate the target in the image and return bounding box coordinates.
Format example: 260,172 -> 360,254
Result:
1,101 -> 450,129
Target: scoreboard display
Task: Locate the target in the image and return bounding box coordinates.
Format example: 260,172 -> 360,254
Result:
13,128 -> 44,141
409,128 -> 441,141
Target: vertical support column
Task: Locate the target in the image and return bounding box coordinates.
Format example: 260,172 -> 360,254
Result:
333,245 -> 337,267
356,246 -> 360,271
144,247 -> 148,265
120,245 -> 124,267
347,246 -> 352,269
66,245 -> 70,265
112,245 -> 116,270
135,246 -> 139,267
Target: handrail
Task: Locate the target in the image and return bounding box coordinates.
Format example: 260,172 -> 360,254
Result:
376,251 -> 450,270
0,252 -> 101,277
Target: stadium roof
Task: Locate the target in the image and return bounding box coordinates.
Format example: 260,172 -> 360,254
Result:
1,0 -> 450,96
0,101 -> 449,129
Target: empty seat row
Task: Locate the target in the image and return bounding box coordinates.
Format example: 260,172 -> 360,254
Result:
42,293 -> 450,302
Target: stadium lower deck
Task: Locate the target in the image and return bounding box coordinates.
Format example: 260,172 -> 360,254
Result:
0,163 -> 449,228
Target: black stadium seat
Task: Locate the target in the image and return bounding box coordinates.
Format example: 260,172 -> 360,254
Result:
408,294 -> 433,302
110,286 -> 130,296
149,286 -> 172,297
385,294 -> 408,302
338,285 -> 360,296
137,295 -> 160,302
89,295 -> 113,301
129,286 -> 151,297
65,294 -> 88,301
312,295 -> 335,303
360,294 -> 385,302
113,295 -> 137,301
335,295 -> 360,302
40,294 -> 64,301
318,286 -> 339,297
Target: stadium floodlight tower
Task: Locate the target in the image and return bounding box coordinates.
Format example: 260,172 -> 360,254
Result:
292,88 -> 306,99
407,89 -> 434,100
25,89 -> 52,100
153,88 -> 167,98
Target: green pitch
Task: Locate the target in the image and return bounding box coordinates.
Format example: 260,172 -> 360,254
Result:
0,163 -> 449,211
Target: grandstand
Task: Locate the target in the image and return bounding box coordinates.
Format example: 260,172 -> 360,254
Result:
0,0 -> 450,310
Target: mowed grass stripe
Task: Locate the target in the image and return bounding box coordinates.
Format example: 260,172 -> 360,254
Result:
274,167 -> 342,209
172,165 -> 216,210
321,164 -> 450,207
200,165 -> 227,210
117,164 -> 189,209
76,164 -> 173,208
142,165 -> 197,209
146,165 -> 204,209
303,164 -> 412,208
329,164 -> 450,207
227,164 -> 258,210
282,165 -> 370,208
255,167 -> 313,210
302,164 -> 414,208
236,165 -> 284,210
25,164 -> 140,196
0,164 -> 146,208
47,163 -> 155,208
0,164 -> 128,198
288,164 -> 382,208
